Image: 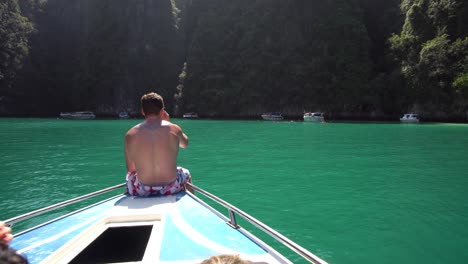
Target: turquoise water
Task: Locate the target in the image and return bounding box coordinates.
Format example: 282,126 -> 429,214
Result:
1,118 -> 468,264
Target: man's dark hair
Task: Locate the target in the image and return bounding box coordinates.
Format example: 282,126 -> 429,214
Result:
141,92 -> 164,115
0,240 -> 28,264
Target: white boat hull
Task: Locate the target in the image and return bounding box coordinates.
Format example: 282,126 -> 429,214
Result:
60,112 -> 95,120
261,114 -> 283,121
303,116 -> 324,122
400,113 -> 419,123
118,112 -> 129,119
10,192 -> 322,264
303,112 -> 325,123
183,113 -> 199,119
7,183 -> 327,264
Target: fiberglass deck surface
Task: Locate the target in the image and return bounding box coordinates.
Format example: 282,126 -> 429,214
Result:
11,192 -> 270,263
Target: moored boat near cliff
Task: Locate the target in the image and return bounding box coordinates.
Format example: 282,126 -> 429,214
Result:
183,112 -> 199,119
261,112 -> 284,121
118,111 -> 129,119
400,113 -> 419,123
303,112 -> 325,123
59,111 -> 96,120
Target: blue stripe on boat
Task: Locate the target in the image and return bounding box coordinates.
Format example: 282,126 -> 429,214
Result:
11,193 -> 269,264
160,194 -> 266,261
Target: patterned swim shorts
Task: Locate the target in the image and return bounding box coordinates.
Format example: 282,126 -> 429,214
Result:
126,167 -> 191,197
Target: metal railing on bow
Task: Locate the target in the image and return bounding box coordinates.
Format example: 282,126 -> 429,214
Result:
2,182 -> 327,264
3,183 -> 125,227
185,182 -> 328,264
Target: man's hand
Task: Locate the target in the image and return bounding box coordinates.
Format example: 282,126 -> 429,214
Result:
0,221 -> 13,243
162,110 -> 170,121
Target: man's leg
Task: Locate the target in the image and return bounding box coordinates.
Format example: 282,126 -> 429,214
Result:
178,167 -> 194,194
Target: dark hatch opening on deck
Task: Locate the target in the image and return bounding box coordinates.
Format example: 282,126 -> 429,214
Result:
69,225 -> 153,264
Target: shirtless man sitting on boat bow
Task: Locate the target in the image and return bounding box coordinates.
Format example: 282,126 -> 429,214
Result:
124,92 -> 193,196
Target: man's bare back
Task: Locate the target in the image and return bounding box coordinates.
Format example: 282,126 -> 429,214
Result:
125,113 -> 188,186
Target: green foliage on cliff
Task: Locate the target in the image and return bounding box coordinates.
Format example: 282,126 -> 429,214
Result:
9,0 -> 185,115
390,0 -> 468,117
180,0 -> 382,116
0,0 -> 32,90
0,0 -> 467,119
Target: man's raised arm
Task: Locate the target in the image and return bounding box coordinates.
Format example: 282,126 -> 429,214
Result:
179,130 -> 189,148
124,132 -> 137,173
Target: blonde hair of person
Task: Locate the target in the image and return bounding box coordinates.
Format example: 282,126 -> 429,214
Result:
200,254 -> 251,264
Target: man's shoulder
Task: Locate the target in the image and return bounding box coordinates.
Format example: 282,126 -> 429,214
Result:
162,120 -> 181,129
161,120 -> 172,126
126,123 -> 143,136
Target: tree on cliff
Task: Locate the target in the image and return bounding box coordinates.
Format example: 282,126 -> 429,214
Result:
390,0 -> 468,116
0,0 -> 32,94
3,0 -> 467,120
13,0 -> 185,115
180,0 -> 379,117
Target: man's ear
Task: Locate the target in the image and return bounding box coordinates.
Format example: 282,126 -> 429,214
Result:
141,109 -> 145,117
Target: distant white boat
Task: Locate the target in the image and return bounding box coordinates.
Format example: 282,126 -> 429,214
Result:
400,113 -> 420,123
118,111 -> 129,119
60,111 -> 95,120
261,112 -> 283,121
303,112 -> 325,123
183,112 -> 198,119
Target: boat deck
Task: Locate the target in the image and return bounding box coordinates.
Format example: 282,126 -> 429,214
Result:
11,192 -> 287,264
